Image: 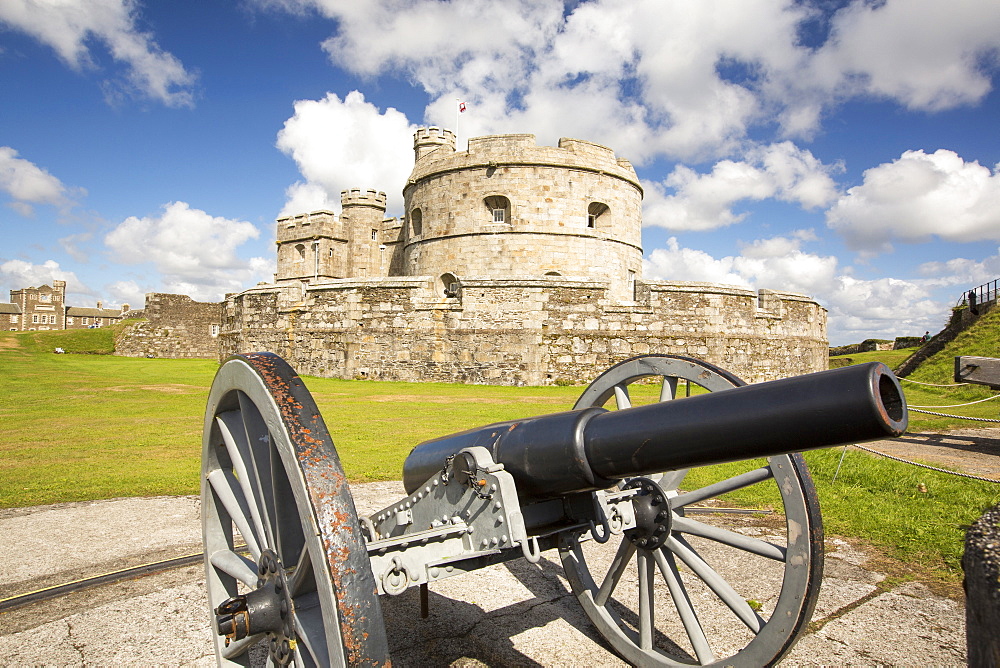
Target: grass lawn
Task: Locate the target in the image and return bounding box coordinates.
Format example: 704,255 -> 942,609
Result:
2,329 -> 998,587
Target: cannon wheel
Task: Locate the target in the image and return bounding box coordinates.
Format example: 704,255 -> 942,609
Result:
201,353 -> 389,666
563,354 -> 823,667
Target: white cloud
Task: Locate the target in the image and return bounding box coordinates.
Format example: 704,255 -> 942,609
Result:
805,0 -> 1000,113
275,91 -> 417,216
0,258 -> 86,296
643,233 -> 947,344
643,142 -> 840,231
259,0 -> 1000,159
104,201 -> 272,301
0,147 -> 80,215
826,150 -> 1000,252
106,279 -> 145,309
0,0 -> 196,107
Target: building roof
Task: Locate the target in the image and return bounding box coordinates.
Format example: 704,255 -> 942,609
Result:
0,303 -> 22,314
66,307 -> 123,318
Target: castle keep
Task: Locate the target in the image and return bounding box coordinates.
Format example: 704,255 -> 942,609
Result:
212,128 -> 828,385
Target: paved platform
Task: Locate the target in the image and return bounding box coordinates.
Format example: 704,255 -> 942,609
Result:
0,482 -> 967,666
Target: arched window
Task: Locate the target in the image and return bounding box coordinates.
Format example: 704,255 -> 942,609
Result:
587,202 -> 609,228
484,195 -> 511,225
440,272 -> 459,297
545,271 -> 562,276
295,243 -> 306,261
410,208 -> 423,236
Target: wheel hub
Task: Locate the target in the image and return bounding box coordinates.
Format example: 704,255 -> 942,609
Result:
623,477 -> 672,550
214,549 -> 296,665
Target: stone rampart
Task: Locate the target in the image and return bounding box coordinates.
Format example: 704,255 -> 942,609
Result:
115,293 -> 222,359
218,277 -> 827,385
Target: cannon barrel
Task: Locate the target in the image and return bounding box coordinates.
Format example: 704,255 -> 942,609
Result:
403,361 -> 907,501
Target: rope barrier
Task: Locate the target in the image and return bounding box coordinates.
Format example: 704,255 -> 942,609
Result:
851,444 -> 1000,484
910,394 -> 1000,409
909,408 -> 1000,423
898,377 -> 970,387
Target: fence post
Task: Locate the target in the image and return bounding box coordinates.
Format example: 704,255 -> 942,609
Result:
964,503 -> 1000,666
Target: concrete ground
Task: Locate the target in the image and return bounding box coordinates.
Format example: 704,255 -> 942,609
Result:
0,477 -> 968,666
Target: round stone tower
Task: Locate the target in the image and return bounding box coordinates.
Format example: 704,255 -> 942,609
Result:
402,129 -> 643,300
340,188 -> 387,278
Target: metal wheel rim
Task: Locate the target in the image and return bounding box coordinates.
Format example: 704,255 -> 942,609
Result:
563,354 -> 823,667
201,353 -> 388,666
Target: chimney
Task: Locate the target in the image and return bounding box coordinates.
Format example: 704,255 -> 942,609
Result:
96,301 -> 103,309
121,304 -> 130,313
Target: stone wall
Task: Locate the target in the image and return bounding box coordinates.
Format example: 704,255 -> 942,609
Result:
115,293 -> 222,359
219,277 -> 827,385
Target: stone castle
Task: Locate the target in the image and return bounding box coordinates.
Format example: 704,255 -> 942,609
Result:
192,128 -> 827,385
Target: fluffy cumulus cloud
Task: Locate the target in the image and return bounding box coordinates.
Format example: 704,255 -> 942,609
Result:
643,142 -> 840,230
827,150 -> 1000,252
276,91 -> 417,216
258,0 -> 1000,160
643,232 -> 947,344
0,147 -> 81,216
801,0 -> 1000,113
0,0 -> 196,106
0,258 -> 87,297
104,202 -> 272,301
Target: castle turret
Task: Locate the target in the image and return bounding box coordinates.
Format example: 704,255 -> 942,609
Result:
340,189 -> 388,278
413,127 -> 456,162
403,130 -> 644,300
275,210 -> 344,284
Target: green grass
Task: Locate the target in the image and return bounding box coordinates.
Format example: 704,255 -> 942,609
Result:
829,346 -> 918,371
2,327 -> 999,586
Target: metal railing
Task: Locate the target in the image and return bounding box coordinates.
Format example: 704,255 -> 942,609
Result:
956,279 -> 999,309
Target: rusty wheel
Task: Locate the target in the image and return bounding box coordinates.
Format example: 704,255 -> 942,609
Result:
563,355 -> 823,667
201,353 -> 389,666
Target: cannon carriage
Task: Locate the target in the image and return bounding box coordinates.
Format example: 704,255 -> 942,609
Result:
201,353 -> 907,667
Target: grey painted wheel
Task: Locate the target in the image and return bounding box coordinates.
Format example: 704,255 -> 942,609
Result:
563,355 -> 823,667
201,353 -> 389,667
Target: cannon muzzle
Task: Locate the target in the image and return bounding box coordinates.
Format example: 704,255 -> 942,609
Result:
403,361 -> 907,500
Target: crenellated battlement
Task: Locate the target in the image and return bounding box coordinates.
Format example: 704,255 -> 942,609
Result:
413,127 -> 457,161
341,188 -> 387,209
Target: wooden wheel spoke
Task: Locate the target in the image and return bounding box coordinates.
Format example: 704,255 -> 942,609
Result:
671,515 -> 786,561
653,548 -> 715,665
596,537 -> 637,606
237,392 -> 277,548
221,633 -> 265,661
613,383 -> 632,409
671,466 -> 773,508
206,468 -> 262,560
666,535 -> 765,633
637,550 -> 655,651
209,549 -> 259,588
216,411 -> 270,549
288,541 -> 317,598
293,592 -> 331,666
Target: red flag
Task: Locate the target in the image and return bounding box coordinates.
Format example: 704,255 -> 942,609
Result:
459,101 -> 467,113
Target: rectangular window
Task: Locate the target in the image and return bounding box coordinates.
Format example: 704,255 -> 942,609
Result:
371,229 -> 378,240
493,209 -> 506,224
67,317 -> 73,325
588,214 -> 597,228
32,314 -> 38,323
210,324 -> 220,337
10,315 -> 17,323
82,317 -> 88,325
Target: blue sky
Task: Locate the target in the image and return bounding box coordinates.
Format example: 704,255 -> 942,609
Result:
2,0 -> 999,345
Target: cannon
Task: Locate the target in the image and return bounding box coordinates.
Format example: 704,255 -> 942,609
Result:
201,353 -> 907,667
